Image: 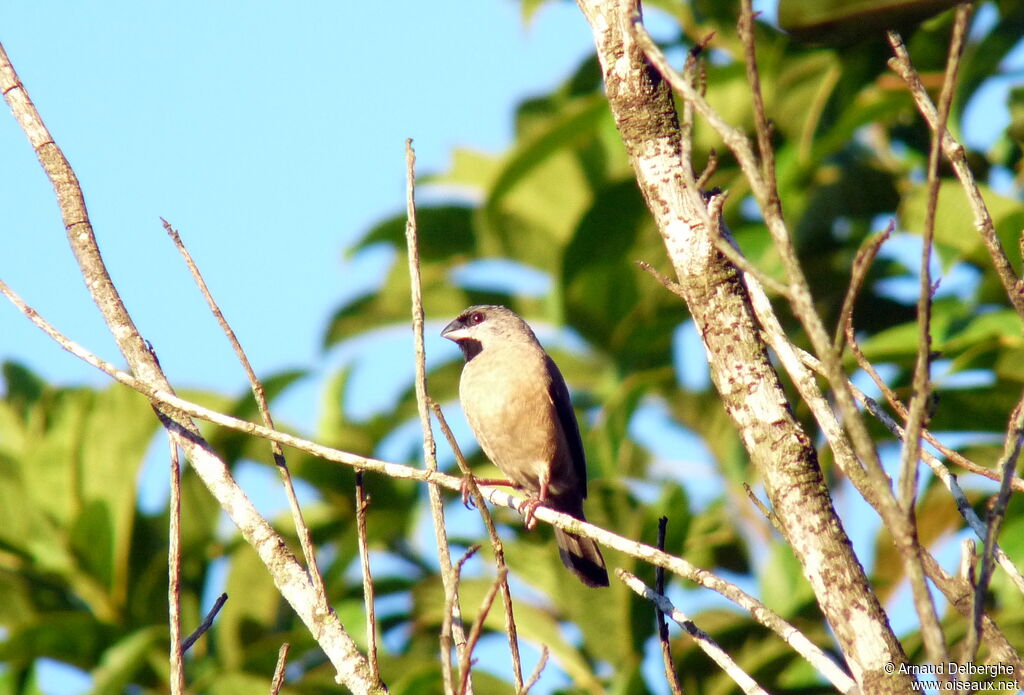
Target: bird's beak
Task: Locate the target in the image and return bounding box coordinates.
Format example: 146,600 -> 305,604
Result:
441,318 -> 469,341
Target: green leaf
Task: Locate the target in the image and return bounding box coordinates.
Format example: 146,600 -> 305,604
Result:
759,541 -> 815,617
87,626 -> 165,695
357,206 -> 476,261
898,179 -> 1024,270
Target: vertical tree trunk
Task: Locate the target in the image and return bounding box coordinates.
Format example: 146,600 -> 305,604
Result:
574,2 -> 913,691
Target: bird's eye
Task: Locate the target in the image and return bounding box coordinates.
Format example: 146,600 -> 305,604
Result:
469,312 -> 484,325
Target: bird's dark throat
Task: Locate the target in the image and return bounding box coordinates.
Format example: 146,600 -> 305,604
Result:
456,338 -> 483,362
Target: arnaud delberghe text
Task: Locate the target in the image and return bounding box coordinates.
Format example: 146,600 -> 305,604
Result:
898,662 -> 1015,677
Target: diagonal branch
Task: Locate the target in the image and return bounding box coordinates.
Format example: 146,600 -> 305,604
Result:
162,218 -> 328,602
887,28 -> 1024,319
617,569 -> 853,695
0,42 -> 384,695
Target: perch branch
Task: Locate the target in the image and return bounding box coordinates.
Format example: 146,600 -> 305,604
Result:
2,272 -> 965,683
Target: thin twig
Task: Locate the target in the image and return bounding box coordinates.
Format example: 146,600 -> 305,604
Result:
895,4 -> 970,514
887,27 -> 1024,319
430,399 -> 524,691
458,569 -> 508,695
520,646 -> 549,695
959,538 -> 976,585
738,0 -> 779,214
168,438 -> 185,695
795,345 -> 1024,598
679,32 -> 714,182
442,546 -> 479,695
403,140 -> 472,694
182,593 -> 228,652
834,223 -> 892,351
844,315 -> 1024,492
355,472 -> 380,684
695,148 -> 718,190
742,483 -> 784,537
161,218 -> 327,601
269,643 -> 290,695
656,517 -> 684,695
636,261 -> 687,299
889,10 -> 971,672
965,397 -> 1024,659
618,570 -> 850,695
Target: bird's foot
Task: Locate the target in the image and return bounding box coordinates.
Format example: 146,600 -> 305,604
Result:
459,476 -> 477,509
519,497 -> 545,530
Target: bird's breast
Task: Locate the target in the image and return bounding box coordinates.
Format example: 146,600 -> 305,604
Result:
459,345 -> 566,492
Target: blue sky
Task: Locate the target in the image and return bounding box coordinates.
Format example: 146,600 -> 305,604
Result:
1,2 -> 1021,694
0,2 -> 598,407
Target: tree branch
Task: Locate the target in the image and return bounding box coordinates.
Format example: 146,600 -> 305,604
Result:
0,42 -> 384,695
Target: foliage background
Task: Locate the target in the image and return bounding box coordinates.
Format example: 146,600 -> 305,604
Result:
1,1 -> 1023,693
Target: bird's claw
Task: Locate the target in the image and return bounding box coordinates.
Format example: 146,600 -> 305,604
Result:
519,497 -> 544,530
459,476 -> 478,510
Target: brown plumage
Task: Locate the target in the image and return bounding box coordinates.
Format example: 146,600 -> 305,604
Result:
441,305 -> 608,587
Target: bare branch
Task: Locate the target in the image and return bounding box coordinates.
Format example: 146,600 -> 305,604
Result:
442,546 -> 479,695
834,223 -> 892,352
0,273 -> 970,679
182,593 -> 228,653
618,570 -> 854,695
742,482 -> 784,538
458,569 -> 507,695
355,472 -> 380,685
520,646 -> 549,695
891,8 -> 973,671
430,400 -> 524,690
404,140 -> 472,693
798,344 -> 1024,597
966,396 -> 1024,659
738,0 -> 779,214
845,316 -> 1024,492
655,517 -> 684,695
168,438 -> 185,695
888,26 -> 1024,319
162,218 -> 327,601
269,644 -> 290,695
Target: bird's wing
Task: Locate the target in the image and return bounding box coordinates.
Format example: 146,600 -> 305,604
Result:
544,355 -> 588,499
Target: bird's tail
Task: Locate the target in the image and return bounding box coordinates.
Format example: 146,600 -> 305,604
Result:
554,527 -> 608,588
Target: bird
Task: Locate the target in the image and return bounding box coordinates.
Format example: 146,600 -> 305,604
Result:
441,305 -> 608,587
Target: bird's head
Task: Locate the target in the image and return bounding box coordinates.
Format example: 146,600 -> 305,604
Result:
441,305 -> 538,361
